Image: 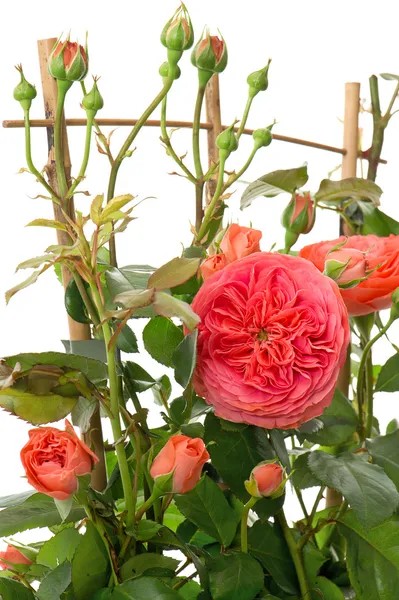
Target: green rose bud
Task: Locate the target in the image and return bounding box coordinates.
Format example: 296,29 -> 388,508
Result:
245,460 -> 286,499
252,120 -> 275,150
82,77 -> 104,117
191,28 -> 228,84
247,59 -> 272,98
159,61 -> 181,81
13,65 -> 37,110
281,192 -> 315,236
48,34 -> 88,83
161,4 -> 194,52
216,122 -> 238,161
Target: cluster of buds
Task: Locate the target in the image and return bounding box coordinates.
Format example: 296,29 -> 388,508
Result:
282,192 -> 316,251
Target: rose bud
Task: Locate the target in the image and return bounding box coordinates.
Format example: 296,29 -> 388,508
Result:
13,65 -> 37,110
282,192 -> 315,251
390,287 -> 399,321
82,77 -> 104,117
252,121 -> 275,150
200,253 -> 227,281
161,4 -> 194,54
48,34 -> 88,82
245,461 -> 286,499
247,59 -> 272,98
324,247 -> 369,289
216,122 -> 238,161
159,61 -> 181,81
220,224 -> 262,263
20,419 -> 99,500
191,29 -> 228,81
0,545 -> 32,570
150,434 -> 209,494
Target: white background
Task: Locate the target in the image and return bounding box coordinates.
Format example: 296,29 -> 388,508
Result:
0,0 -> 399,540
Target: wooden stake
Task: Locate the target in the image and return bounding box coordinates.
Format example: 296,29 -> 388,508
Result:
326,82 -> 360,510
205,75 -> 222,202
37,38 -> 107,491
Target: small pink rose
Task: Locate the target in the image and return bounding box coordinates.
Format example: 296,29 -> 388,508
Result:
200,254 -> 227,281
220,224 -> 262,263
250,463 -> 285,498
150,435 -> 209,494
325,247 -> 368,286
0,545 -> 32,570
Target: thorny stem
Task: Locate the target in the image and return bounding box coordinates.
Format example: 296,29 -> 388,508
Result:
277,510 -> 310,599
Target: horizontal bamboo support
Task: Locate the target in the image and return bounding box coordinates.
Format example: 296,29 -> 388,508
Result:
2,117 -> 387,163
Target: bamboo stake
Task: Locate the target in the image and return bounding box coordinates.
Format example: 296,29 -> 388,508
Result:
205,75 -> 223,203
326,82 -> 360,510
37,38 -> 107,491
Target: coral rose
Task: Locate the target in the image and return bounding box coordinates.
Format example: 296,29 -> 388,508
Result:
200,254 -> 227,281
20,419 -> 99,500
150,435 -> 209,493
299,235 -> 399,316
324,247 -> 368,288
191,252 -> 349,429
245,462 -> 285,498
220,224 -> 262,263
0,545 -> 32,570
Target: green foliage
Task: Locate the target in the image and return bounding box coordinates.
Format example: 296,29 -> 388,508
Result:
91,577 -> 184,599
314,177 -> 382,205
36,528 -> 81,568
115,323 -> 139,353
0,388 -> 77,425
71,521 -> 110,599
173,330 -> 198,388
37,561 -> 72,600
120,554 -> 179,581
375,353 -> 399,392
240,166 -> 308,209
208,552 -> 264,600
308,451 -> 399,528
0,579 -> 35,599
357,201 -> 399,235
367,430 -> 399,490
105,265 -> 156,318
174,476 -> 238,547
143,316 -> 184,367
4,352 -> 108,382
291,453 -> 321,489
148,257 -> 201,290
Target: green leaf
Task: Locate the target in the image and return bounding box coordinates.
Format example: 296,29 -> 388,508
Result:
26,218 -> 68,231
240,166 -> 308,209
37,561 -> 72,600
269,429 -> 290,472
338,511 -> 399,600
37,527 -> 81,568
204,413 -> 274,502
120,553 -> 179,581
311,576 -> 344,600
123,361 -> 156,393
105,265 -> 156,318
299,389 -> 358,446
173,330 -> 198,389
64,278 -> 90,324
380,72 -> 399,80
71,396 -> 98,433
143,316 -> 184,367
291,453 -> 321,489
177,580 -> 202,600
357,202 -> 399,236
174,476 -> 237,547
148,257 -> 201,290
0,388 -> 77,425
153,292 -> 200,331
4,352 -> 107,383
308,451 -> 399,528
55,497 -> 73,521
0,490 -> 35,508
367,430 -> 399,490
303,541 -> 328,583
100,194 -> 134,221
116,323 -> 139,354
375,353 -> 399,392
315,177 -> 382,205
209,552 -> 264,600
113,288 -> 155,311
248,520 -> 298,595
130,520 -> 164,541
0,579 -> 35,599
91,577 -> 184,599
72,521 -> 110,600
0,493 -> 85,536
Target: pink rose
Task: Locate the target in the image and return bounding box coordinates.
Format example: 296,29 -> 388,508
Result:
191,252 -> 350,429
20,420 -> 99,500
220,224 -> 262,263
246,462 -> 285,498
324,247 -> 368,287
200,254 -> 227,281
0,545 -> 32,570
299,235 -> 399,316
150,435 -> 210,493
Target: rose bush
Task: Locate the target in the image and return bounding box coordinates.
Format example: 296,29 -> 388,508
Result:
20,419 -> 99,500
299,234 -> 399,316
192,252 -> 350,428
150,434 -> 209,493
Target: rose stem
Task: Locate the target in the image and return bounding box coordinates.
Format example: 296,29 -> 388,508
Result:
240,496 -> 259,553
277,509 -> 310,598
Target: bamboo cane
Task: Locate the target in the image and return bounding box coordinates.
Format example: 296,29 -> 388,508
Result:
37,38 -> 107,491
205,75 -> 222,203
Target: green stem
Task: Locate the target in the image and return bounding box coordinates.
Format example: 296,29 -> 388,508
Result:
89,283 -> 135,528
236,95 -> 254,140
356,319 -> 392,439
222,146 -> 257,192
55,80 -> 73,203
66,110 -> 94,200
196,155 -> 225,243
277,510 -> 310,599
135,490 -> 162,521
161,97 -> 196,183
81,81 -> 114,165
308,486 -> 325,530
364,350 -> 374,439
240,496 -> 258,552
106,76 -> 175,267
384,81 -> 399,122
23,108 -> 59,201
71,270 -> 100,327
192,85 -> 206,182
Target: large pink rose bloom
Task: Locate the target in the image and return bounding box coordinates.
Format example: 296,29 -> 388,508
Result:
192,252 -> 350,429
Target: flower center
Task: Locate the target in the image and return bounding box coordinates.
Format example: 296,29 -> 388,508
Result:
257,329 -> 269,341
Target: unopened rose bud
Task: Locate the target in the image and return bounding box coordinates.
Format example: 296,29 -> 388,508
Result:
191,29 -> 227,85
161,4 -> 194,54
0,545 -> 32,570
390,287 -> 399,321
200,254 -> 227,281
282,192 -> 315,237
13,65 -> 37,110
247,59 -> 271,98
82,77 -> 104,117
245,461 -> 285,499
49,34 -> 88,83
216,122 -> 238,161
159,61 -> 181,81
252,121 -> 275,150
324,247 -> 368,289
150,434 -> 209,494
